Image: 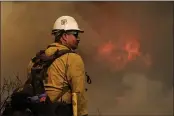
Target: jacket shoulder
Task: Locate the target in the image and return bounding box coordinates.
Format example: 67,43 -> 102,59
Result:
54,52 -> 84,65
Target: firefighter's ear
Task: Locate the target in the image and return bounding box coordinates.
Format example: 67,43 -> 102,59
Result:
60,34 -> 68,45
62,33 -> 68,41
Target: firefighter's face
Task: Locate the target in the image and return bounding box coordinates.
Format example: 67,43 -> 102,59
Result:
62,31 -> 80,50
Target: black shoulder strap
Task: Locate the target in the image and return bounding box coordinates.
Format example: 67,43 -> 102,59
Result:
45,49 -> 75,68
54,49 -> 75,59
32,49 -> 75,66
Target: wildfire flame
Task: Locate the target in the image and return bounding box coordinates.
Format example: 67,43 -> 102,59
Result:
96,39 -> 152,71
98,41 -> 115,55
123,39 -> 141,61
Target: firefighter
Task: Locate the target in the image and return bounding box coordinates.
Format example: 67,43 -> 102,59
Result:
27,16 -> 88,116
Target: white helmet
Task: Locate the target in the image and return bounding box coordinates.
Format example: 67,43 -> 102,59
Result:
52,16 -> 84,33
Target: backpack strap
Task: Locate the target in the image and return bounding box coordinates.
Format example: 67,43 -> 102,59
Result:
31,49 -> 75,96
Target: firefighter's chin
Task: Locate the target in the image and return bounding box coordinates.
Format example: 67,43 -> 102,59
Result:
70,42 -> 79,50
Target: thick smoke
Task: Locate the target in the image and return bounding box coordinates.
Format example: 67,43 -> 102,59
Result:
1,2 -> 173,115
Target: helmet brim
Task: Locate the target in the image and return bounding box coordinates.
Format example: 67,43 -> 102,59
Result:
52,29 -> 84,35
78,30 -> 84,33
69,29 -> 84,33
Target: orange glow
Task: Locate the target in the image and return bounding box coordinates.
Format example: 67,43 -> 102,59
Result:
96,38 -> 152,71
98,41 -> 114,55
124,39 -> 141,61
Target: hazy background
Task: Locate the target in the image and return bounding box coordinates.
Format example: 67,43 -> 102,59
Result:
1,1 -> 173,115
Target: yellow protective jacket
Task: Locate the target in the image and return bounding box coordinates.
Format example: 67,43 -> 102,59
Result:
27,43 -> 88,116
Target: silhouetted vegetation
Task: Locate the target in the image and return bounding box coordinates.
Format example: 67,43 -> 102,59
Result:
0,73 -> 22,114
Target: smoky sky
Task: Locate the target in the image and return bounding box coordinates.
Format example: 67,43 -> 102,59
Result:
1,2 -> 173,115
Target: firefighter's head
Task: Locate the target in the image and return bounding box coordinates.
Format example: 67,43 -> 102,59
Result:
52,16 -> 84,50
